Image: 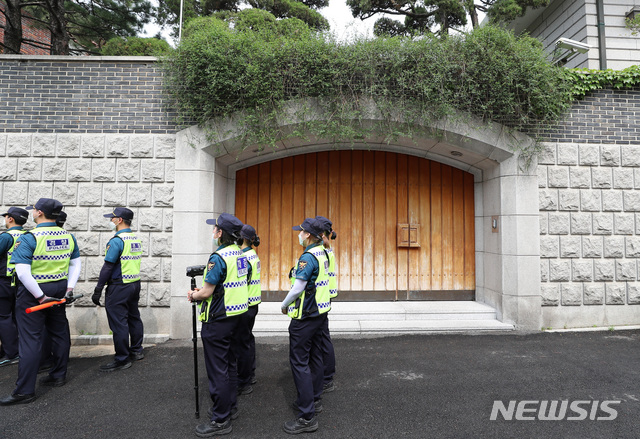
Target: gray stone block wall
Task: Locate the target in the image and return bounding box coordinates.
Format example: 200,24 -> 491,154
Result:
0,133 -> 175,316
539,142 -> 640,310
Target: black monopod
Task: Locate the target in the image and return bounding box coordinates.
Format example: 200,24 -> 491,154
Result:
186,265 -> 205,419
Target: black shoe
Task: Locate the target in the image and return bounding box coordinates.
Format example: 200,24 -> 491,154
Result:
129,351 -> 145,361
323,381 -> 335,393
291,400 -> 323,414
283,417 -> 318,434
250,376 -> 257,385
207,406 -> 239,420
0,393 -> 36,406
99,360 -> 132,372
195,419 -> 232,437
0,356 -> 19,367
39,375 -> 66,387
237,385 -> 253,395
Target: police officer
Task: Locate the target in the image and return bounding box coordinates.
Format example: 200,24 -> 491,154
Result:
234,224 -> 261,394
187,213 -> 249,437
92,207 -> 144,372
315,216 -> 337,393
281,217 -> 331,434
0,198 -> 81,405
0,207 -> 29,367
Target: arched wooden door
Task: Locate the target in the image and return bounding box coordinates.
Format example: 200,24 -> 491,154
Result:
234,150 -> 475,301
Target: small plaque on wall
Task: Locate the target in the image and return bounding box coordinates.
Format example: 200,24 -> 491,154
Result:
397,224 -> 420,247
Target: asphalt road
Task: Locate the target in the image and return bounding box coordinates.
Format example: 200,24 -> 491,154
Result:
1,330 -> 639,439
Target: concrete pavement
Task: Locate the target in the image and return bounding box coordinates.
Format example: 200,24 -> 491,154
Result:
1,329 -> 639,438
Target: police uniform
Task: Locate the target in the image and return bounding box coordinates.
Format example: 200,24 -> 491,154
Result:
194,213 -> 249,437
315,216 -> 337,391
233,224 -> 261,392
0,207 -> 28,365
94,208 -> 144,371
0,198 -> 80,405
282,218 -> 331,434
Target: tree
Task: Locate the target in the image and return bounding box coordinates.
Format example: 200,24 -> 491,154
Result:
155,0 -> 329,37
1,0 -> 154,55
101,36 -> 171,55
347,0 -> 550,37
0,0 -> 24,53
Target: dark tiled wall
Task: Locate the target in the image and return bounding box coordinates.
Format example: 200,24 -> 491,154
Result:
528,88 -> 640,144
0,58 -> 179,134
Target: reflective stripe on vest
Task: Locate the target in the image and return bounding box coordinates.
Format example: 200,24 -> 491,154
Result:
199,245 -> 249,322
326,247 -> 338,299
244,248 -> 261,306
117,232 -> 143,283
2,229 -> 25,277
30,227 -> 74,283
288,244 -> 331,319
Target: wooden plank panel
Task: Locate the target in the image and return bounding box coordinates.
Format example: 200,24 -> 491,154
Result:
351,150 -> 364,291
235,168 -> 247,223
407,156 -> 421,291
338,150 -> 352,290
396,154 -> 408,295
362,151 -> 375,291
373,151 -> 387,290
316,151 -> 329,218
419,159 -> 431,291
246,165 -> 259,231
430,162 -> 442,290
268,160 -> 282,291
280,157 -> 295,290
327,151 -> 341,291
257,162 -> 271,290
464,172 -> 476,290
441,165 -> 453,290
304,153 -> 317,218
385,152 -> 397,294
291,155 -> 306,276
452,168 -> 465,290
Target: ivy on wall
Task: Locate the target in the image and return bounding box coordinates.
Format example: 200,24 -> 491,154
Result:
162,13 -> 638,155
564,65 -> 640,99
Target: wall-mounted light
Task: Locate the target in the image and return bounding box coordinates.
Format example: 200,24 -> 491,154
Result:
450,151 -> 463,157
626,6 -> 640,21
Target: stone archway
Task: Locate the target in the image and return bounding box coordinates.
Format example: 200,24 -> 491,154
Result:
169,111 -> 542,337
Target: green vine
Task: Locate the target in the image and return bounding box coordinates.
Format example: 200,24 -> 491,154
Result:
564,65 -> 640,99
162,14 -> 637,157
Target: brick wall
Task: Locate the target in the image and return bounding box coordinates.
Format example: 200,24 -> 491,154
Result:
0,56 -> 178,133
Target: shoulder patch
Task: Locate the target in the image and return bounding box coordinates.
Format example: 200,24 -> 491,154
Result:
298,261 -> 307,270
208,261 -> 215,271
13,241 -> 21,250
106,244 -> 110,253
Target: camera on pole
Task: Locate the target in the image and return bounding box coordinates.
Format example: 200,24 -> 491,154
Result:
186,265 -> 205,419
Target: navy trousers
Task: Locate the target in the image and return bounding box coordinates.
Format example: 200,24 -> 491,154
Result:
289,313 -> 327,420
320,315 -> 336,384
233,304 -> 258,388
14,280 -> 69,395
0,277 -> 19,359
105,282 -> 144,363
201,315 -> 241,423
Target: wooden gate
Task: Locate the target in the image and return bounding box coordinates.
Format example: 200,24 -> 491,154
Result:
234,150 -> 475,301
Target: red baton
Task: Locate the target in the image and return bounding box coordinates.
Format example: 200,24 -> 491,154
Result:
25,299 -> 66,314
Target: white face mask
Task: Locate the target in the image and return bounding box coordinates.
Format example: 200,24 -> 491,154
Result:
30,211 -> 36,223
108,220 -> 117,231
298,233 -> 306,247
212,235 -> 219,246
1,217 -> 5,229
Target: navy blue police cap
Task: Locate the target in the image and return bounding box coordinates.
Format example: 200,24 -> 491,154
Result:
240,224 -> 257,242
103,207 -> 134,220
1,206 -> 29,221
26,198 -> 63,217
315,216 -> 333,233
206,213 -> 243,238
293,217 -> 324,240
